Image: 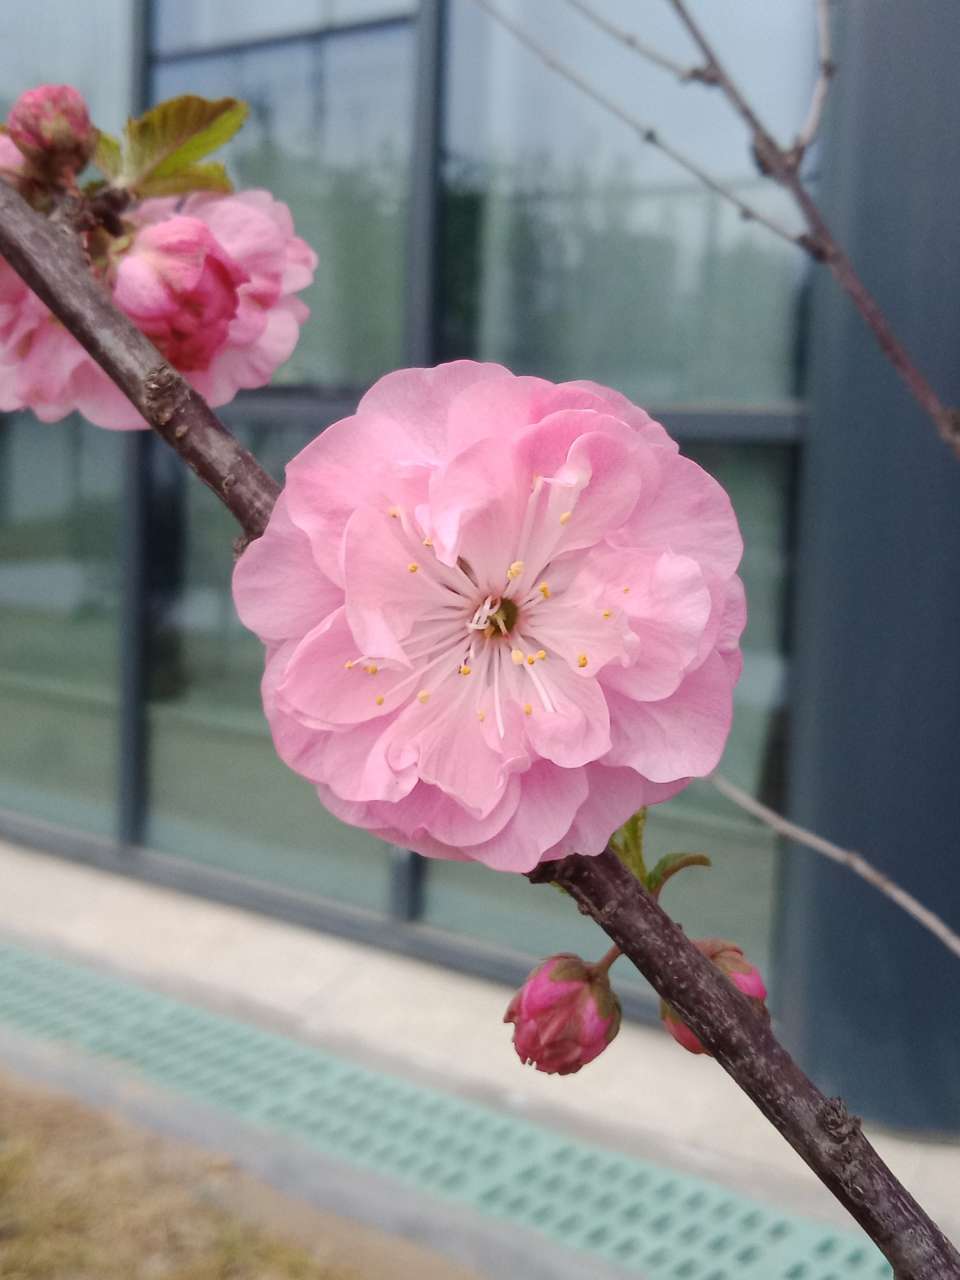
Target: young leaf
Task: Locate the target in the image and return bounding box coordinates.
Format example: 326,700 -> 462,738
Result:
93,131 -> 122,179
610,807 -> 648,882
136,161 -> 234,197
646,852 -> 712,898
122,95 -> 248,189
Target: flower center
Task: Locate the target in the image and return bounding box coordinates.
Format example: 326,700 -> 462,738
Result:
489,595 -> 519,635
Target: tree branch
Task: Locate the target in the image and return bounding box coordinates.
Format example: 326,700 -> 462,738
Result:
560,0 -> 711,85
475,0 -> 960,455
530,849 -> 960,1280
2,172 -> 958,1278
712,773 -> 960,963
470,0 -> 806,249
664,0 -> 960,455
0,181 -> 279,540
794,0 -> 836,157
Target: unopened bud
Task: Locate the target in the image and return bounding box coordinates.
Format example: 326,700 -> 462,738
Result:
660,938 -> 768,1056
6,85 -> 96,177
504,953 -> 621,1075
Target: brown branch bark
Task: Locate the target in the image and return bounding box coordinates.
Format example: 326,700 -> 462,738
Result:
665,0 -> 960,457
1,177 -> 958,1278
0,181 -> 279,539
531,850 -> 960,1280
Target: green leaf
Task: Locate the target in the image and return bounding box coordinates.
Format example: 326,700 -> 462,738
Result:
93,131 -> 122,179
610,807 -> 648,882
122,95 -> 248,189
135,161 -> 234,197
646,852 -> 712,898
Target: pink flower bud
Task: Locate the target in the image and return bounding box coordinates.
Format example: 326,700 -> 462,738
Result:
660,938 -> 768,1055
6,85 -> 96,175
504,953 -> 621,1075
110,216 -> 247,372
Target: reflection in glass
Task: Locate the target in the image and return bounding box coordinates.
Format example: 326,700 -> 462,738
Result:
154,21 -> 415,388
0,417 -> 123,834
153,0 -> 415,55
442,0 -> 814,406
0,0 -> 134,127
143,414 -> 394,911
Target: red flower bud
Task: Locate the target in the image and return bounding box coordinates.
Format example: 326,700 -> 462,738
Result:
6,85 -> 96,177
504,953 -> 621,1075
660,938 -> 768,1055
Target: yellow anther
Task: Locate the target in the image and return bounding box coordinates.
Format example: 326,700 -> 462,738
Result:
417,689 -> 430,704
538,582 -> 550,599
536,649 -> 546,661
388,506 -> 400,518
526,655 -> 536,665
365,663 -> 379,675
523,703 -> 533,716
459,664 -> 472,676
602,609 -> 612,619
344,659 -> 356,670
407,562 -> 419,573
375,695 -> 384,706
422,537 -> 433,547
623,586 -> 630,594
477,710 -> 486,722
577,654 -> 588,668
507,560 -> 524,580
511,649 -> 525,666
559,511 -> 572,525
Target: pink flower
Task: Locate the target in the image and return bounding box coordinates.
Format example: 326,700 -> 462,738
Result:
0,135 -> 26,181
6,84 -> 96,175
661,938 -> 768,1055
233,362 -> 746,872
504,954 -> 621,1075
0,190 -> 316,429
111,216 -> 246,372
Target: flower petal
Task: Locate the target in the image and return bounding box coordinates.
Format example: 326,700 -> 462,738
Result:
606,651 -> 736,782
233,494 -> 340,643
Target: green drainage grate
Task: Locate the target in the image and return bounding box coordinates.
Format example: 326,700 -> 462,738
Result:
0,939 -> 889,1280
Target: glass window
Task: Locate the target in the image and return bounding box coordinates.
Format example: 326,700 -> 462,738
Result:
441,0 -> 814,406
0,0 -> 136,126
0,1 -> 134,838
153,22 -> 416,388
154,0 -> 416,56
142,415 -> 394,911
0,417 -> 123,835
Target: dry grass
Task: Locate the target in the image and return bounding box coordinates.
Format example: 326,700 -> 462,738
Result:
0,1075 -> 358,1280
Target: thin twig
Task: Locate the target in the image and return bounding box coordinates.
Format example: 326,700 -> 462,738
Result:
531,850 -> 960,1280
711,773 -> 960,963
470,0 -> 806,249
561,0 -> 709,84
0,181 -> 279,539
794,0 -> 836,156
664,0 -> 960,454
2,180 -> 958,1277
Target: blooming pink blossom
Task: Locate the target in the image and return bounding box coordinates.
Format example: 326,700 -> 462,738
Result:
504,954 -> 621,1075
110,216 -> 247,372
661,938 -> 767,1055
6,84 -> 96,175
233,362 -> 746,872
0,190 -> 316,429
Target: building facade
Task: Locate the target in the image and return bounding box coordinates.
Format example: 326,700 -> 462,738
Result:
0,0 -> 957,1129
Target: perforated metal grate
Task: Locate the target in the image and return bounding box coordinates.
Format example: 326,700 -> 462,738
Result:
0,940 -> 890,1279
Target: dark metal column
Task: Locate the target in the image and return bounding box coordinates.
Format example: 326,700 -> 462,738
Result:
389,0 -> 446,920
116,0 -> 154,847
781,0 -> 960,1129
